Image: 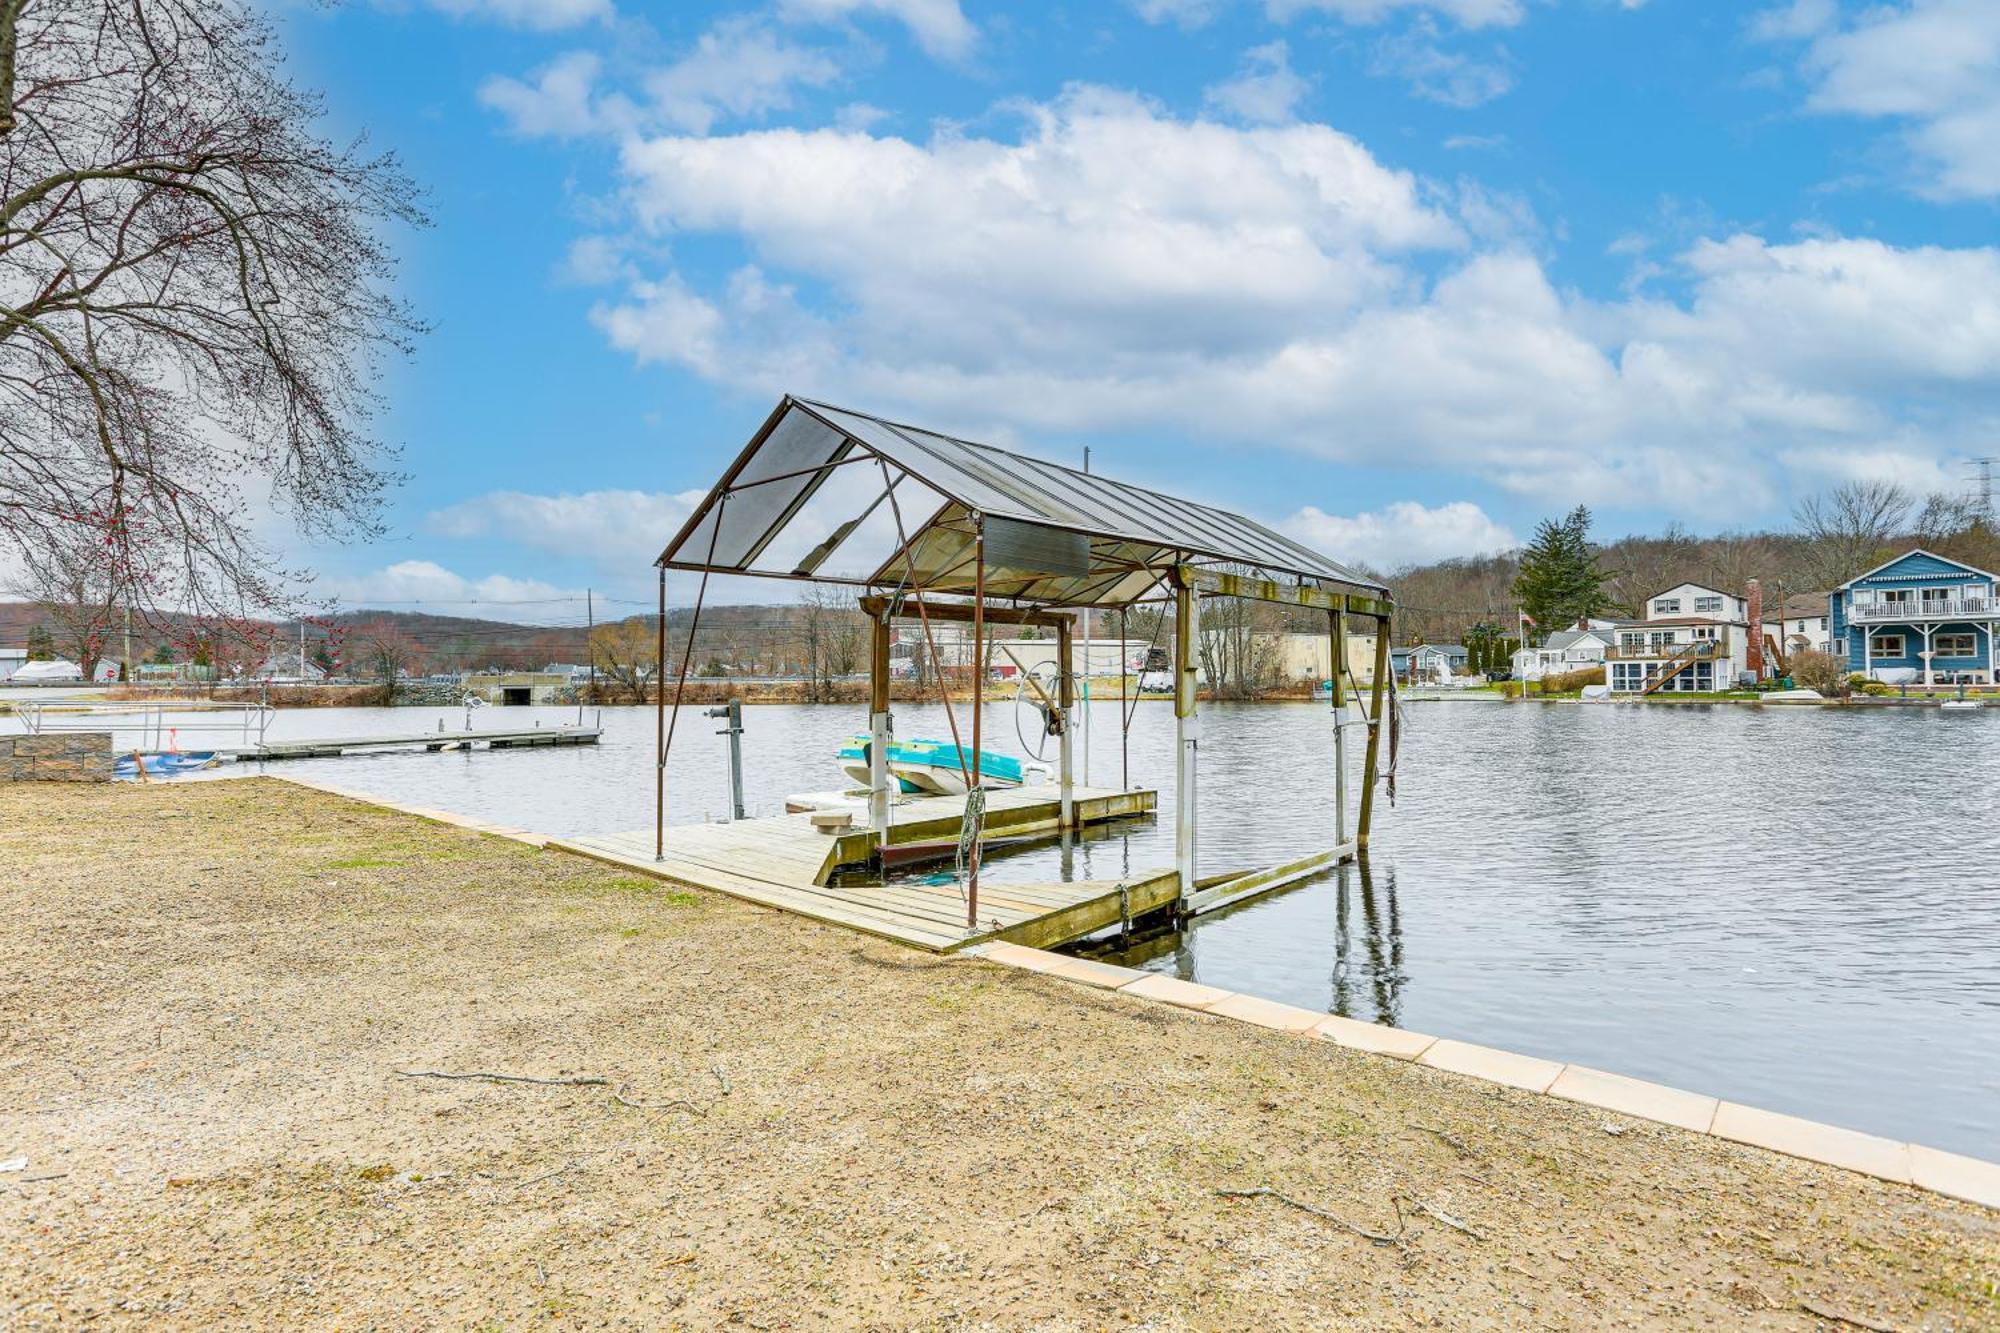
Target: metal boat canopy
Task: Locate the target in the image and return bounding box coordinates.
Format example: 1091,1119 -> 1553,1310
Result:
657,395 -> 1387,608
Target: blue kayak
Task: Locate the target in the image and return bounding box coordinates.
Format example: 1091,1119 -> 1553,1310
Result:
115,751 -> 220,779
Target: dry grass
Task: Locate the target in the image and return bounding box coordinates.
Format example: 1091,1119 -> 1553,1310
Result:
1,778 -> 1995,1330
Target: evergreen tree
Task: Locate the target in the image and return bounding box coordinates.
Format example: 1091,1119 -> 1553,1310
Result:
25,625 -> 54,661
1511,506 -> 1610,628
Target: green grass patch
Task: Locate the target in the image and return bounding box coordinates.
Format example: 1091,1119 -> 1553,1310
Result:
324,854 -> 398,871
600,875 -> 701,906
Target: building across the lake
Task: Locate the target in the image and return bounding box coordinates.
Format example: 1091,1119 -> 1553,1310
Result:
1830,549 -> 1997,686
1604,582 -> 1754,694
1391,643 -> 1469,685
1512,623 -> 1615,679
1762,592 -> 1835,660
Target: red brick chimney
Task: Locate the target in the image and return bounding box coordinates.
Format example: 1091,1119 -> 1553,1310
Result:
1746,580 -> 1764,679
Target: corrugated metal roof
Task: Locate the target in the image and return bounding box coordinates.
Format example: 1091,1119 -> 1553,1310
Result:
658,395 -> 1386,606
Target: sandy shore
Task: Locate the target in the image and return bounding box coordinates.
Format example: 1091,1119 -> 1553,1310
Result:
2,778 -> 1994,1329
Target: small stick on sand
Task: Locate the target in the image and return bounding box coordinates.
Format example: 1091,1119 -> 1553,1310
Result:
396,1069 -> 609,1087
1402,1196 -> 1484,1240
1798,1301 -> 1902,1333
1216,1187 -> 1405,1247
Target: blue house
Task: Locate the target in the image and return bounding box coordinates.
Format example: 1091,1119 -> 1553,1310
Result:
1831,549 -> 1999,685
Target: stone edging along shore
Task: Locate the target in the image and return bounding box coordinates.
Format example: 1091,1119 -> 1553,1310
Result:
267,774 -> 2000,1215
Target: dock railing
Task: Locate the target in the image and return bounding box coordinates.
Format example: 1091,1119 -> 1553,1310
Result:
13,699 -> 275,751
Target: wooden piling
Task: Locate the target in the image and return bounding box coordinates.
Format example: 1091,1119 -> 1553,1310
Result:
1173,566 -> 1200,896
1357,613 -> 1390,853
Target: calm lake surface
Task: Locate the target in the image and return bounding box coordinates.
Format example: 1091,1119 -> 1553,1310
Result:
100,696 -> 2000,1159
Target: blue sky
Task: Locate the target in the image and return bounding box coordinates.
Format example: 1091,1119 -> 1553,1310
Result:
275,0 -> 2000,617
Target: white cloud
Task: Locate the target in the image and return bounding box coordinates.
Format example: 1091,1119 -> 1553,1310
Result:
1442,132 -> 1507,150
1768,0 -> 2000,199
427,488 -> 706,569
1132,0 -> 1227,28
1370,20 -> 1515,106
578,87 -> 2000,517
479,52 -> 605,138
426,0 -> 609,31
323,560 -> 585,620
1204,41 -> 1311,125
1269,0 -> 1525,30
646,18 -> 844,135
1282,500 -> 1517,570
777,0 -> 976,60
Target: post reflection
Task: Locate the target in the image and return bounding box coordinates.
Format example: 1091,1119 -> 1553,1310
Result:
1331,855 -> 1404,1027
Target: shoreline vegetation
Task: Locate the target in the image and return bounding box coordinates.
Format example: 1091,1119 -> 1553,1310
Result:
3,779 -> 1995,1328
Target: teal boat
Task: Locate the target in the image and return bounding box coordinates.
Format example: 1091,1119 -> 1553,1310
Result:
837,736 -> 1046,796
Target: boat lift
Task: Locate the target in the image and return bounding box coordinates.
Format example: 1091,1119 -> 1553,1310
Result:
646,394 -> 1397,934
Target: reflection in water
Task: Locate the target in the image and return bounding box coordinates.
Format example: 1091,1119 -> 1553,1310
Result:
1331,858 -> 1405,1029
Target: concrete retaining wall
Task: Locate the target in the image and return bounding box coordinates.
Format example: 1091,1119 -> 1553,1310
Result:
0,732 -> 114,782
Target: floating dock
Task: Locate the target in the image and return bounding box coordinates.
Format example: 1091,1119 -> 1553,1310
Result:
551,785 -> 1169,952
217,725 -> 601,761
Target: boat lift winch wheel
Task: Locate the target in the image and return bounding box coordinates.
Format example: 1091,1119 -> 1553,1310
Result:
1012,664 -> 1072,763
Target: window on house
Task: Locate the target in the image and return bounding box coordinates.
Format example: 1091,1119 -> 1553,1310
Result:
1873,634 -> 1906,657
1937,634 -> 1977,657
1653,598 -> 1681,615
1881,589 -> 1912,606
1921,588 -> 1951,609
1818,617 -> 1827,630
1620,633 -> 1648,651
1693,625 -> 1717,641
1693,596 -> 1723,613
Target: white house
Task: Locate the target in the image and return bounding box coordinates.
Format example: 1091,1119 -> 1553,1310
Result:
0,646 -> 25,681
1511,621 -> 1615,679
1604,583 -> 1754,693
1761,592 -> 1834,660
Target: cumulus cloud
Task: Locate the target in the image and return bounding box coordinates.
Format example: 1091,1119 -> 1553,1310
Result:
1270,0 -> 1526,30
426,0 -> 609,31
323,560 -> 585,620
479,52 -> 606,138
1132,0 -> 1226,28
1370,20 -> 1515,106
1764,0 -> 2000,199
571,87 -> 2000,518
646,18 -> 845,135
777,0 -> 976,60
1283,500 -> 1517,570
1204,41 -> 1311,125
427,488 -> 707,569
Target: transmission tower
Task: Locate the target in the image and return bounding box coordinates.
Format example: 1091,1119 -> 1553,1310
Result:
1972,458 -> 1996,521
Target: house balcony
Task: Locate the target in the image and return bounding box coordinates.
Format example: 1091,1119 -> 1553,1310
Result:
1848,598 -> 1997,623
1603,641 -> 1726,662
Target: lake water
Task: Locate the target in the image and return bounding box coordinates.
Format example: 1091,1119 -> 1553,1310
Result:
77,696 -> 2000,1159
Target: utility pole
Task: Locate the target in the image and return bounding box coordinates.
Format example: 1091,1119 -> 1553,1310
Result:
583,588 -> 594,726
122,606 -> 131,686
1971,458 -> 1996,522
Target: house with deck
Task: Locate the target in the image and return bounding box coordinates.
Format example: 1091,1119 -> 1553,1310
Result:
1831,550 -> 1998,685
1604,583 -> 1754,694
1392,643 -> 1470,684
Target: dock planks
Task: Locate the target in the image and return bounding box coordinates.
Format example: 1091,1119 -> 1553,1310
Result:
550,785 -> 1173,952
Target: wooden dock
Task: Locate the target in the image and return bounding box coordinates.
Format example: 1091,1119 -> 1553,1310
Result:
218,725 -> 601,761
550,785 -> 1173,952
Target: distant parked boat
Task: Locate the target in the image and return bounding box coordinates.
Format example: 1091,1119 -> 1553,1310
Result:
1763,689 -> 1826,705
1940,698 -> 1985,711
